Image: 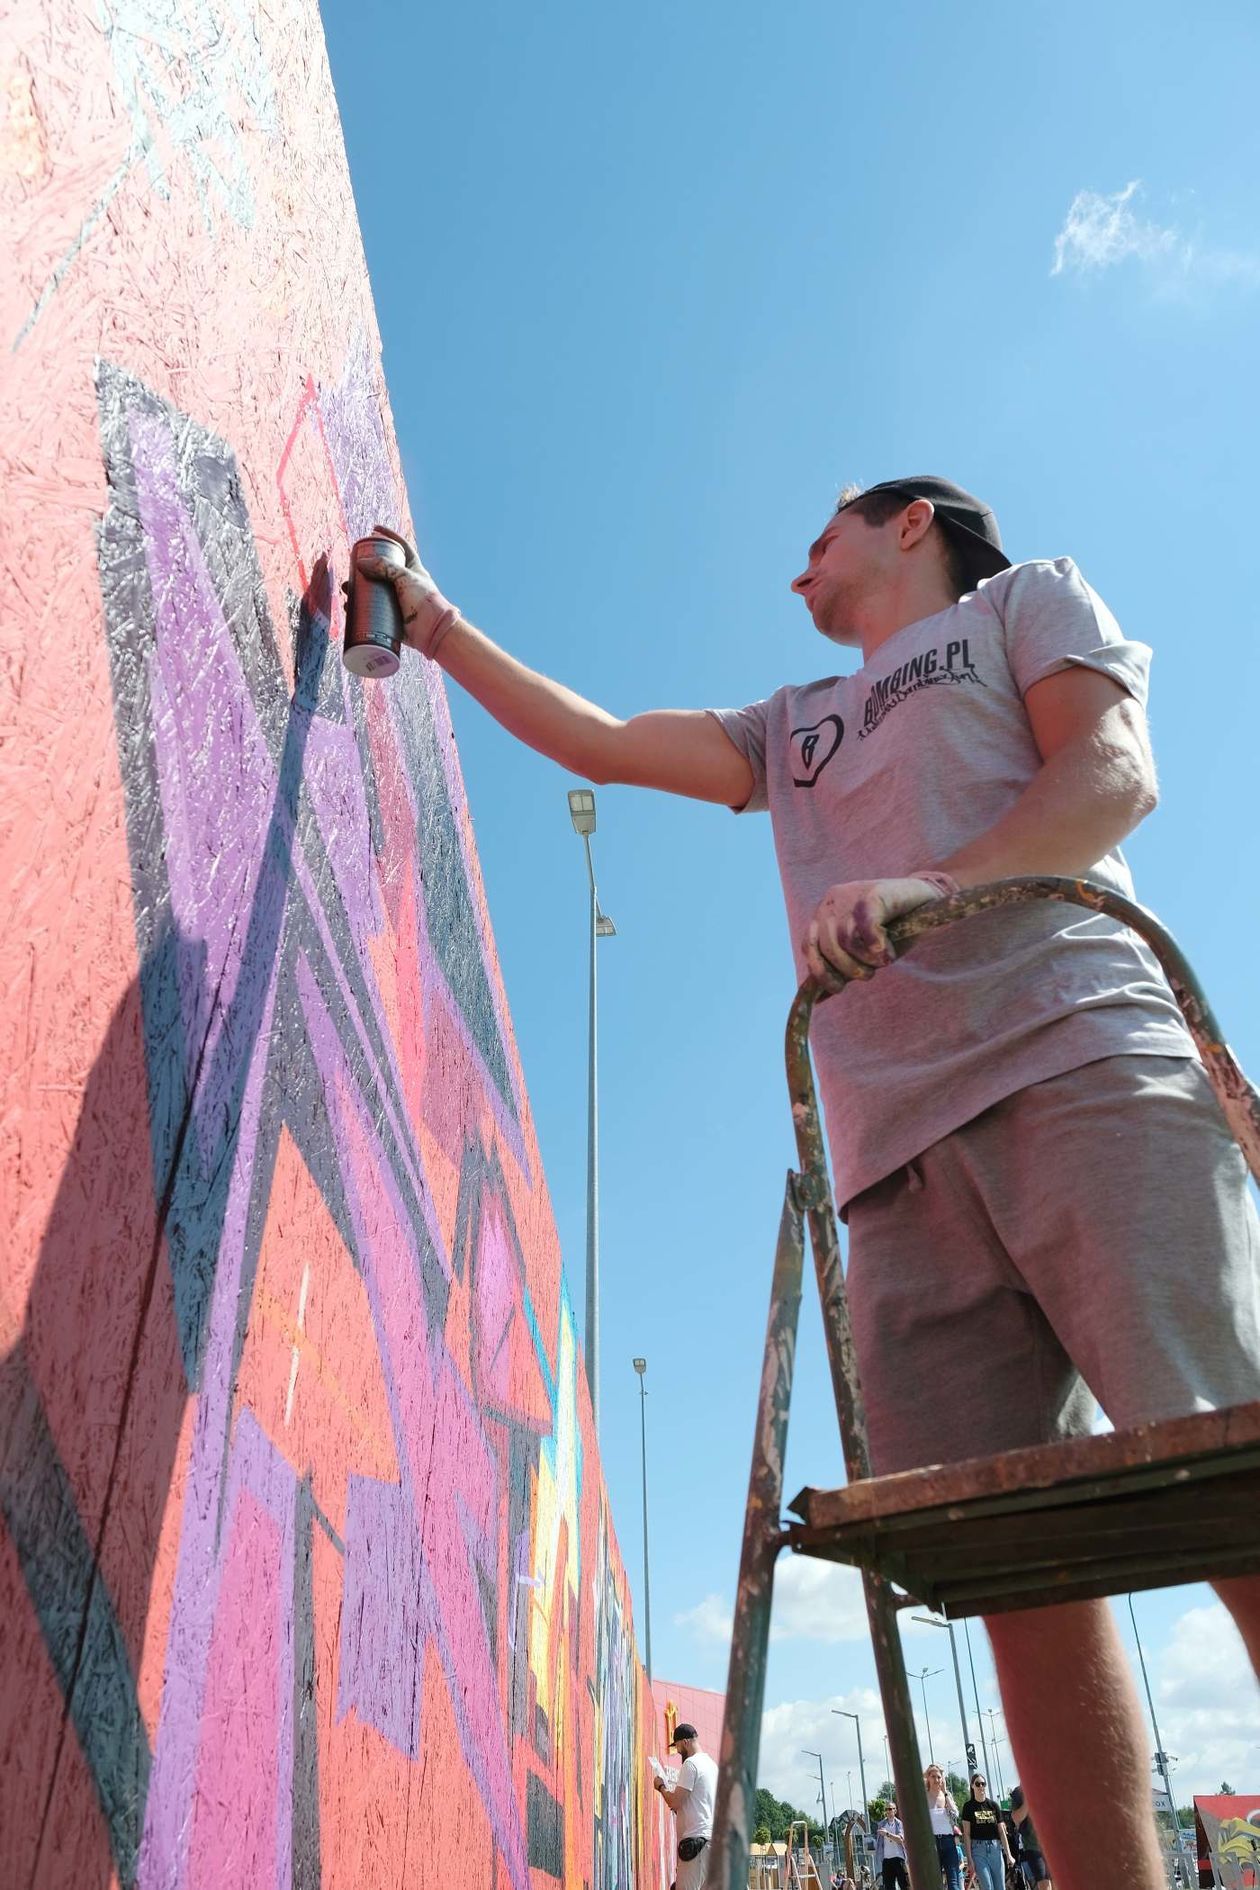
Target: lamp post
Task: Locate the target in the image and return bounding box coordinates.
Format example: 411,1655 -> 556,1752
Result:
983,1710 -> 1006,1801
632,1357 -> 653,1679
567,788 -> 615,1430
833,1708 -> 870,1824
1128,1593 -> 1197,1888
910,1668 -> 943,1766
913,1615 -> 978,1777
803,1750 -> 828,1861
963,1619 -> 991,1783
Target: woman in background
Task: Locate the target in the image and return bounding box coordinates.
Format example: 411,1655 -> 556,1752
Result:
924,1765 -> 963,1890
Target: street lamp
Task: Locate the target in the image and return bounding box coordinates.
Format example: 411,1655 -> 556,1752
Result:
632,1357 -> 653,1678
983,1709 -> 1006,1801
962,1619 -> 992,1783
1128,1594 -> 1197,1888
909,1668 -> 943,1766
912,1615 -> 977,1777
567,788 -> 615,1430
802,1750 -> 828,1860
832,1708 -> 870,1823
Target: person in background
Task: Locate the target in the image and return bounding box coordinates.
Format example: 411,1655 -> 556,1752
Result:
962,1773 -> 1015,1890
1009,1783 -> 1051,1889
653,1722 -> 718,1890
924,1764 -> 963,1890
874,1800 -> 910,1889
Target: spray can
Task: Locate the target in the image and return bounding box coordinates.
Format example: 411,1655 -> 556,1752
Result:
343,535 -> 406,677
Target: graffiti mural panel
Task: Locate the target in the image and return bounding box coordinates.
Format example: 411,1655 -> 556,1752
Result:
0,1 -> 709,1882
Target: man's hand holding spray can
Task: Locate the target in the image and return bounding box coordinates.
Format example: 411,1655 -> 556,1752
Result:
342,524 -> 460,677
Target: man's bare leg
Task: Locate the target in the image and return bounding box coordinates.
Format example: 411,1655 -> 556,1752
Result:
985,1599 -> 1164,1890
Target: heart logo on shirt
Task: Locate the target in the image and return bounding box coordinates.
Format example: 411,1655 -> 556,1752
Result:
790,714 -> 845,787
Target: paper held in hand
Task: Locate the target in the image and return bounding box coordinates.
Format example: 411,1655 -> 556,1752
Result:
649,1757 -> 678,1786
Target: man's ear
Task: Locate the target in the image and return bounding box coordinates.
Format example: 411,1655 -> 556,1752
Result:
898,499 -> 936,550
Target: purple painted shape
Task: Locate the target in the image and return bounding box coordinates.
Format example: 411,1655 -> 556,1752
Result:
132,409 -> 283,1096
301,704 -> 382,947
337,1474 -> 430,1756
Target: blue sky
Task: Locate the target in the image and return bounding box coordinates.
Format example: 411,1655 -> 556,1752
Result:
324,0 -> 1260,1803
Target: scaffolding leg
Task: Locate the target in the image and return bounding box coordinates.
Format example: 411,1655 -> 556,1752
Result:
709,1175 -> 807,1890
800,1183 -> 938,1889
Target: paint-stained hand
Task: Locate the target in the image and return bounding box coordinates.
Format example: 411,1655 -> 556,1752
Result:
802,875 -> 956,986
354,524 -> 461,659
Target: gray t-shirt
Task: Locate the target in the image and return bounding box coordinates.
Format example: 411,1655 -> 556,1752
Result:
709,557 -> 1194,1206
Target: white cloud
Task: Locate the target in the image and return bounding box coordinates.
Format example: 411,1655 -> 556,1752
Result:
1050,180 -> 1260,295
1151,1602 -> 1260,1798
767,1555 -> 871,1643
674,1558 -> 934,1653
1052,180 -> 1182,276
759,1685 -> 889,1811
673,1591 -> 734,1644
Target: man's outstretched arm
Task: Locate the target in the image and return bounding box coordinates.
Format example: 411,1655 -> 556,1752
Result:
358,527 -> 754,807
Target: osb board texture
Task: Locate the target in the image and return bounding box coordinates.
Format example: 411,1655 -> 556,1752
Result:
0,4 -> 691,1885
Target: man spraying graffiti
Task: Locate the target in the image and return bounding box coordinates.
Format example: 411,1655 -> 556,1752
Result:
360,478 -> 1260,1889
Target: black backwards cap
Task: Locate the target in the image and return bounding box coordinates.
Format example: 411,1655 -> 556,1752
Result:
847,475 -> 1011,581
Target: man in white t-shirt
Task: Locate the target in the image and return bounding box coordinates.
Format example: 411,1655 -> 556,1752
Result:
361,477 -> 1260,1888
653,1722 -> 718,1889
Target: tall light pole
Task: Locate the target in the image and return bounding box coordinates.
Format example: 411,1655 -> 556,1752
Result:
910,1668 -> 943,1767
803,1750 -> 828,1857
984,1710 -> 1006,1800
567,788 -> 615,1430
632,1357 -> 653,1679
1128,1593 -> 1197,1887
963,1619 -> 991,1782
913,1615 -> 977,1777
833,1708 -> 870,1823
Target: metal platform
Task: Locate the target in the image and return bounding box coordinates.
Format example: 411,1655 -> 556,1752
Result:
787,1396 -> 1260,1617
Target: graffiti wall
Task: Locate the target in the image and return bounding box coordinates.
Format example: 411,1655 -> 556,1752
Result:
0,2 -> 693,1884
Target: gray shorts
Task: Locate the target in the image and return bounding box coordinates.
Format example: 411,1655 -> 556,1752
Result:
846,1055 -> 1260,1475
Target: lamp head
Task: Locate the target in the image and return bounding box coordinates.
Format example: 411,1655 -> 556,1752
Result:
632,1357 -> 647,1375
568,788 -> 597,836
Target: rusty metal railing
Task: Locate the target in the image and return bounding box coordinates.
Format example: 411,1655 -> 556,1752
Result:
707,876 -> 1260,1890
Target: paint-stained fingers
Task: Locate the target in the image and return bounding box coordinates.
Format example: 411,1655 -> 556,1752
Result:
803,919 -> 869,987
815,896 -> 890,972
845,893 -> 895,967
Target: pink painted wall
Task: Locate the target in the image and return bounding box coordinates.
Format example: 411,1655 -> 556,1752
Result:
0,2 -> 716,1884
649,1680 -> 727,1765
